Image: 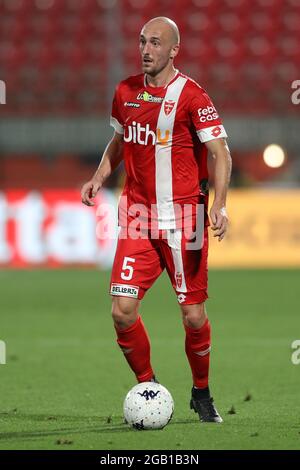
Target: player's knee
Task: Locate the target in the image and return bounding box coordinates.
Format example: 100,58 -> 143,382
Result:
181,302 -> 207,328
111,297 -> 138,328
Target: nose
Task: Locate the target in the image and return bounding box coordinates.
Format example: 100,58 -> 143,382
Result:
142,42 -> 151,56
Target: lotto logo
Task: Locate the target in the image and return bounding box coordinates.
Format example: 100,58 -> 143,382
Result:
198,105 -> 219,123
211,126 -> 221,137
177,294 -> 186,303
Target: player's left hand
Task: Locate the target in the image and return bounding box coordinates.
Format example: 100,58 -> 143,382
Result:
210,204 -> 228,242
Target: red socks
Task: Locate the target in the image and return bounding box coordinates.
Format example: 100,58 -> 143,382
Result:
115,315 -> 211,388
184,318 -> 211,389
115,316 -> 154,382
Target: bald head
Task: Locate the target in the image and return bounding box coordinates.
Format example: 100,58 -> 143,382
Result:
142,17 -> 180,46
139,16 -> 180,77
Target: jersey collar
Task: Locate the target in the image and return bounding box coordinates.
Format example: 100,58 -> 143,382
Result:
143,69 -> 179,89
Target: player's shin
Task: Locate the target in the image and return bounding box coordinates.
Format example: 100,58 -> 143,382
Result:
115,315 -> 154,382
184,318 -> 211,389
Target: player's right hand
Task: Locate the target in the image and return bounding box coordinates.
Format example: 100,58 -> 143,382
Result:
81,179 -> 102,206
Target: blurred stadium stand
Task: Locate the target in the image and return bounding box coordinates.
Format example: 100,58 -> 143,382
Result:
0,0 -> 299,115
0,0 -> 299,182
0,0 -> 299,268
0,0 -> 299,172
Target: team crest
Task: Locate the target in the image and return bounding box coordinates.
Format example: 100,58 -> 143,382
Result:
175,272 -> 182,289
164,100 -> 175,116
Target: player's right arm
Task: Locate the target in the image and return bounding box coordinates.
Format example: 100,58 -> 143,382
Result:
81,131 -> 123,206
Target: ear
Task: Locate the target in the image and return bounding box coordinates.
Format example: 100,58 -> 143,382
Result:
170,44 -> 180,59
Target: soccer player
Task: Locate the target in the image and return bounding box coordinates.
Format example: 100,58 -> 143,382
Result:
81,17 -> 231,423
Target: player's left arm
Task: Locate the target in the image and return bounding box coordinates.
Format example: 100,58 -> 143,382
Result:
205,138 -> 232,241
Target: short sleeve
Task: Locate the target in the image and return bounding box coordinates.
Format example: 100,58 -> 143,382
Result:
189,88 -> 228,143
110,84 -> 124,135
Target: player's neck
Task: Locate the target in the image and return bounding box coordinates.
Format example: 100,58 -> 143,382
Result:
145,67 -> 178,88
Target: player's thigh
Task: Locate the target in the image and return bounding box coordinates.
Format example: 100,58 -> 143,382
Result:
110,228 -> 164,302
160,226 -> 208,305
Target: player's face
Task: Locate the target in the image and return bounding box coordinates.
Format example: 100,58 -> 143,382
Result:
139,24 -> 175,76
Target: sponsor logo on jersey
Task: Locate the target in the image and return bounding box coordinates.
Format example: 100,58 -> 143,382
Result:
137,91 -> 164,104
124,101 -> 140,108
197,105 -> 219,123
175,272 -> 183,289
211,126 -> 221,137
110,283 -> 139,298
124,121 -> 170,146
164,100 -> 176,115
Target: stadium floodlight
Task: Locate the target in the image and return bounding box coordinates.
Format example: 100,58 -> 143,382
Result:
263,144 -> 285,168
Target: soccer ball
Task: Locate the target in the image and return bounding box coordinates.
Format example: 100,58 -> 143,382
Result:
123,382 -> 174,430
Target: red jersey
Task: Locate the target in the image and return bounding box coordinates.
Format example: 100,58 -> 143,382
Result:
110,70 -> 227,230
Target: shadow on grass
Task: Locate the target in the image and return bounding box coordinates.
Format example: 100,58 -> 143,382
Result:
0,413 -> 197,442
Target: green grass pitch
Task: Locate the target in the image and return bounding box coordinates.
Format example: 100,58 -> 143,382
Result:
0,268 -> 299,450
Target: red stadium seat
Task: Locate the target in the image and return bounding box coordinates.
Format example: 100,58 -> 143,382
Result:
0,0 -> 296,115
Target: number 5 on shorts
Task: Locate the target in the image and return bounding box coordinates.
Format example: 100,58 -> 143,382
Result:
121,257 -> 136,281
